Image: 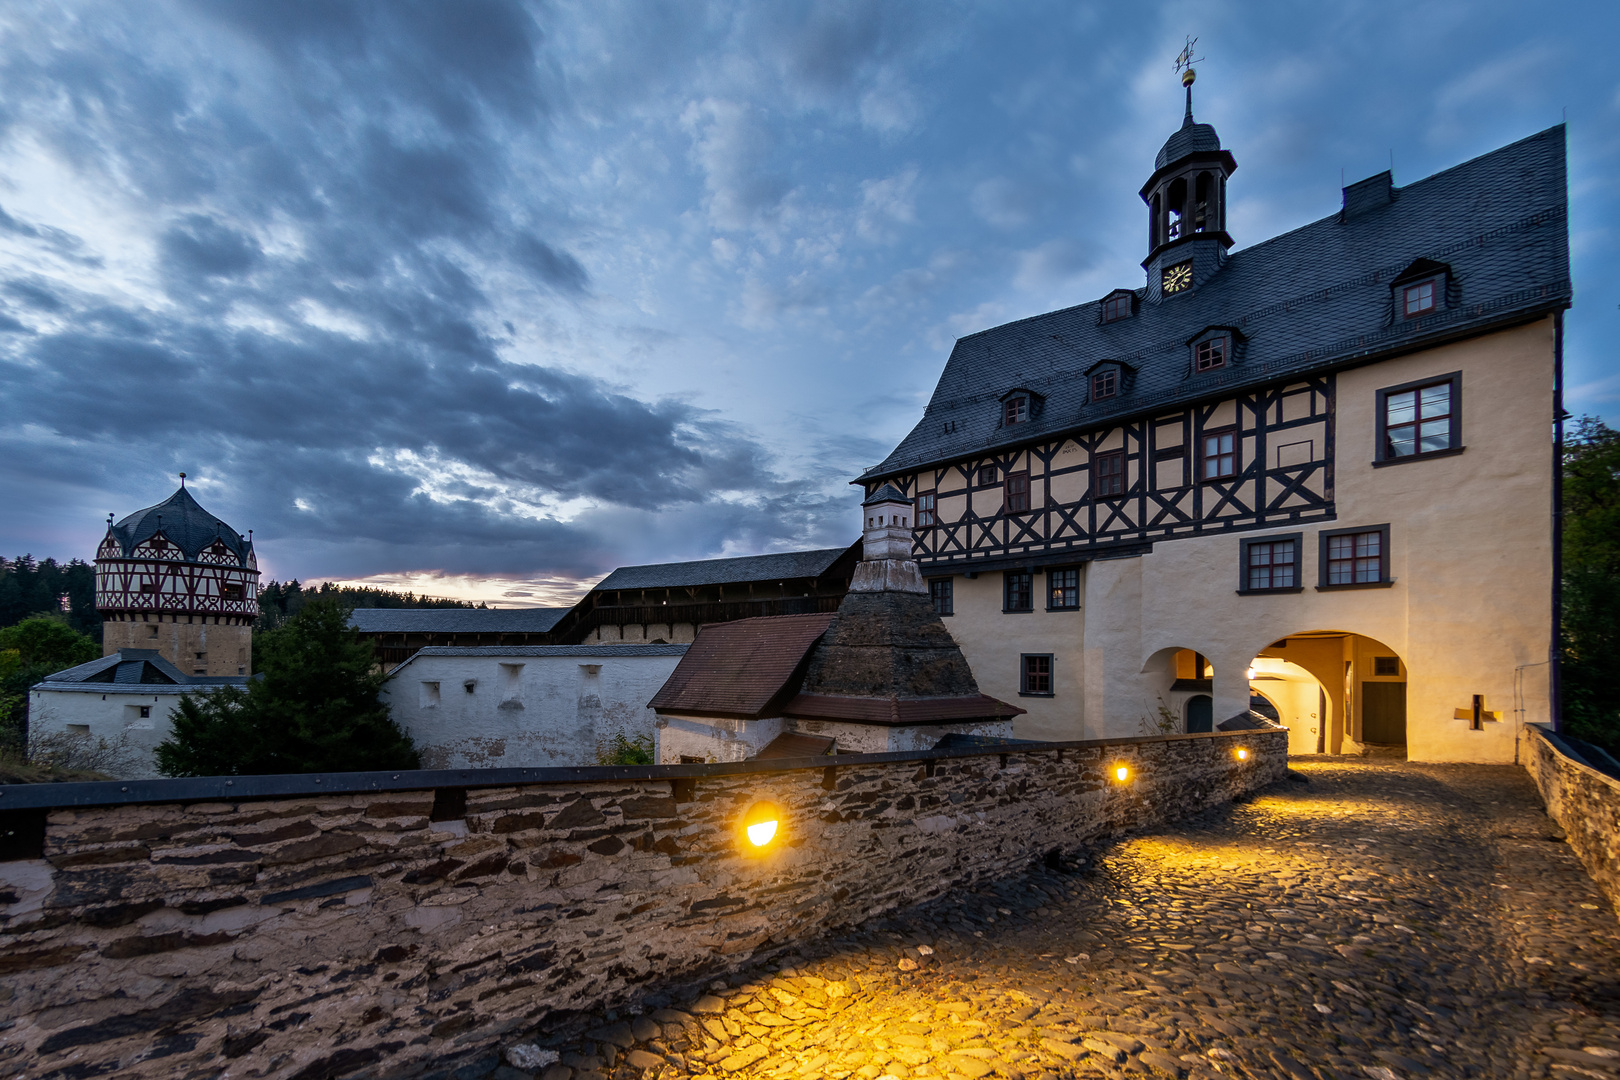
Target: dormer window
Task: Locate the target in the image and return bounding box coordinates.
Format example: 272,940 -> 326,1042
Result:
1195,335 -> 1227,371
1402,280 -> 1436,318
1004,395 -> 1028,425
1101,292 -> 1134,323
1092,370 -> 1117,400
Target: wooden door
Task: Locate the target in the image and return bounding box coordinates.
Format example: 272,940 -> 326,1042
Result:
1361,682 -> 1407,744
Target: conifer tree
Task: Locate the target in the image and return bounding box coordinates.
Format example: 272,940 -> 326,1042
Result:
157,598 -> 419,776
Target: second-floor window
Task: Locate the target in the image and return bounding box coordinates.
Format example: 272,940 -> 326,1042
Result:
1021,653 -> 1053,695
220,583 -> 244,601
1378,374 -> 1460,461
1048,568 -> 1079,609
1092,369 -> 1117,400
916,491 -> 936,527
930,577 -> 953,616
1200,428 -> 1237,480
1004,570 -> 1033,612
977,465 -> 998,486
1005,471 -> 1030,513
1093,450 -> 1125,497
1004,395 -> 1029,425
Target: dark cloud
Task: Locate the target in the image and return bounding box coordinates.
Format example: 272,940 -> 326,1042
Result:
160,215 -> 262,279
512,234 -> 589,294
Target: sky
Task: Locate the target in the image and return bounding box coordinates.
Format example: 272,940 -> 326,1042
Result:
1,0 -> 1615,607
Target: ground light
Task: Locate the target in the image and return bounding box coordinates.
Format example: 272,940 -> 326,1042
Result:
742,800 -> 782,849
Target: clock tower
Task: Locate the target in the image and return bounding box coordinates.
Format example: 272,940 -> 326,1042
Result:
1140,64 -> 1237,302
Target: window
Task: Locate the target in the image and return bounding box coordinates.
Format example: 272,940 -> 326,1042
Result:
1020,654 -> 1053,696
977,465 -> 998,486
137,706 -> 151,719
916,491 -> 936,527
1374,656 -> 1401,677
1402,280 -> 1436,318
1048,568 -> 1079,610
220,583 -> 243,600
1376,372 -> 1461,463
929,578 -> 953,616
1092,451 -> 1125,498
1319,525 -> 1391,588
1004,472 -> 1030,513
1239,534 -> 1302,593
1004,396 -> 1029,425
1004,570 -> 1033,612
1102,294 -> 1132,322
1195,335 -> 1228,371
1200,428 -> 1237,481
1092,369 -> 1117,400
139,582 -> 157,594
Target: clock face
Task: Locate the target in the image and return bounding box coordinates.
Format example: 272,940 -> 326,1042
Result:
1162,261 -> 1193,294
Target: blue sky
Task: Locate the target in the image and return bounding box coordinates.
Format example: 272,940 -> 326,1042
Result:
1,0 -> 1614,604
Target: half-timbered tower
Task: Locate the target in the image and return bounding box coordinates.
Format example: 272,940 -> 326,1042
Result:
96,479 -> 260,677
857,78 -> 1570,764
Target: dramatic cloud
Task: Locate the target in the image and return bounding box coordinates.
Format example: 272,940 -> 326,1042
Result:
0,0 -> 1614,598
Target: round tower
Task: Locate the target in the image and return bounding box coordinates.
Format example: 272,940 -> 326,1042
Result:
96,476 -> 260,676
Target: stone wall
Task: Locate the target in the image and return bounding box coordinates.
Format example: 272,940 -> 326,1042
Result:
0,728 -> 1284,1080
1523,724 -> 1620,914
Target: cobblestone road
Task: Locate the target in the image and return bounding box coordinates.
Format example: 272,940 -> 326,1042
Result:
471,761 -> 1620,1080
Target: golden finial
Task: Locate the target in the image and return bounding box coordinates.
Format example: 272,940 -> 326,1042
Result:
179,471 -> 187,487
1173,36 -> 1204,116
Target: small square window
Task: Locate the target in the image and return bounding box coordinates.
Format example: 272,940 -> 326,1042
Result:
1246,539 -> 1297,590
138,706 -> 151,719
1092,450 -> 1125,498
1048,568 -> 1079,610
1020,654 -> 1053,696
977,465 -> 998,486
1004,570 -> 1032,612
916,491 -> 936,527
1195,335 -> 1227,371
1403,280 -> 1436,318
1102,294 -> 1132,322
1200,427 -> 1237,481
1092,369 -> 1117,400
1374,656 -> 1400,677
1004,396 -> 1029,425
1322,528 -> 1387,586
1004,471 -> 1030,513
929,578 -> 953,616
139,582 -> 157,594
220,583 -> 243,600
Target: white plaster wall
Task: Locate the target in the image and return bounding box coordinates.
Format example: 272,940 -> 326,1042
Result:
26,688 -> 197,779
654,713 -> 1017,763
932,318 -> 1556,763
384,652 -> 684,768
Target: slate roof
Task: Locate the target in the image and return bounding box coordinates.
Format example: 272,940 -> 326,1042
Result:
407,644 -> 689,658
862,125 -> 1570,482
34,649 -> 248,692
1156,111 -> 1222,171
751,732 -> 837,760
648,614 -> 836,719
348,608 -> 572,634
108,486 -> 253,565
595,545 -> 857,592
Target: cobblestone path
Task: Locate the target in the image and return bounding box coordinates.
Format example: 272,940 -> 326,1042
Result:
471,761 -> 1620,1080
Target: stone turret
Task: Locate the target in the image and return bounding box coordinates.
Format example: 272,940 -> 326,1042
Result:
850,483 -> 928,595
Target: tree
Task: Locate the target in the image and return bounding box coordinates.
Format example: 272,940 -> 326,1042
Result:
0,615 -> 100,743
1561,416 -> 1620,753
0,555 -> 98,639
156,598 -> 420,776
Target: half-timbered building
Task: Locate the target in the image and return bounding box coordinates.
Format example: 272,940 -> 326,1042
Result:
95,479 -> 260,677
856,81 -> 1570,763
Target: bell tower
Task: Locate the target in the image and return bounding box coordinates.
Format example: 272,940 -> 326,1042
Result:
1140,44 -> 1237,302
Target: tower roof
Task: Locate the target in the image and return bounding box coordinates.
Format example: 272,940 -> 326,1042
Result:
107,484 -> 253,565
1155,112 -> 1223,171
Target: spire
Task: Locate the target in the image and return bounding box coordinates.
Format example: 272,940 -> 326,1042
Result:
179,471 -> 187,488
1174,35 -> 1202,127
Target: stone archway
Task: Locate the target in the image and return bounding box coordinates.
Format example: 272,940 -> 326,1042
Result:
1248,631 -> 1407,755
1140,647 -> 1216,734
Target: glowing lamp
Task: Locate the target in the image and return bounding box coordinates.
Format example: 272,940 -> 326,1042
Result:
1246,667 -> 1257,680
1114,765 -> 1130,782
743,801 -> 781,849
1237,748 -> 1250,761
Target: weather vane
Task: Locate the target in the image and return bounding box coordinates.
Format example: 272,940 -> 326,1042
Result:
1173,36 -> 1203,81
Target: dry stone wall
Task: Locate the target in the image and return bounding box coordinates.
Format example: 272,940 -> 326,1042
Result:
0,729 -> 1284,1080
1524,724 -> 1620,914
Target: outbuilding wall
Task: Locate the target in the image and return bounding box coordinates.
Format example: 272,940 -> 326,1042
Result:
0,729 -> 1283,1080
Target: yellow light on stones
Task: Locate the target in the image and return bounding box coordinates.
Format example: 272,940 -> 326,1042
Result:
1114,765 -> 1131,783
743,801 -> 781,849
1237,748 -> 1250,761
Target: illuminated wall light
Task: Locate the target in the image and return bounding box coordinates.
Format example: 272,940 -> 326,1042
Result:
742,800 -> 782,849
1236,748 -> 1250,761
1114,765 -> 1131,782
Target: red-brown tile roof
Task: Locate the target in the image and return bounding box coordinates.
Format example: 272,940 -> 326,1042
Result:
783,693 -> 1024,726
647,613 -> 835,719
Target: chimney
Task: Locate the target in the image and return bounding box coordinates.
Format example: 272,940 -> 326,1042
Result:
1342,170 -> 1393,219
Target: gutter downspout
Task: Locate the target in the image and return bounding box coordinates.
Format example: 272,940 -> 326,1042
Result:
1551,309 -> 1565,734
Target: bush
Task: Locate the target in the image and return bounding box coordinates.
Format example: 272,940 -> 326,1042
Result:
595,732 -> 654,766
156,598 -> 419,776
0,615 -> 100,740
